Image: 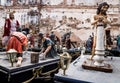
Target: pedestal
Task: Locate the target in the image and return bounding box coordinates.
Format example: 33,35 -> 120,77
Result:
82,59 -> 113,73
82,23 -> 113,73
94,24 -> 105,66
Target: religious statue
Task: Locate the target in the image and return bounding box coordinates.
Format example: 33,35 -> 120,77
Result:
82,2 -> 113,73
90,2 -> 112,60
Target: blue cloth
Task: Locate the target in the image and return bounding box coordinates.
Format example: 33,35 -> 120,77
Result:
49,33 -> 55,44
86,38 -> 92,52
117,35 -> 120,50
42,38 -> 58,58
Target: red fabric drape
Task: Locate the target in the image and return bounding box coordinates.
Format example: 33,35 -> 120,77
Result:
3,19 -> 19,37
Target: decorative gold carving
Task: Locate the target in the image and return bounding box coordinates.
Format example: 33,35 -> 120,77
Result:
60,52 -> 72,75
23,62 -> 60,83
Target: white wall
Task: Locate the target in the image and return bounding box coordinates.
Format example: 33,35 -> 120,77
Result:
41,0 -> 119,6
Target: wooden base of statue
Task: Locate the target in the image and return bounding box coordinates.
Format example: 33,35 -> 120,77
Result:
82,59 -> 113,73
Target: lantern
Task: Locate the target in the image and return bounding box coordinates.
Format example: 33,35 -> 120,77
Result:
7,49 -> 17,67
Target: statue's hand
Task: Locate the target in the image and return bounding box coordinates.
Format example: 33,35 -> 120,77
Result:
103,19 -> 109,24
98,16 -> 104,22
105,27 -> 111,31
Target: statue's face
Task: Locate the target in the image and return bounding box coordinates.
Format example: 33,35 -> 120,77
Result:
101,5 -> 109,14
9,14 -> 14,19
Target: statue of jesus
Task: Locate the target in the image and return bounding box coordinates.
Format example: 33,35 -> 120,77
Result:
90,2 -> 112,60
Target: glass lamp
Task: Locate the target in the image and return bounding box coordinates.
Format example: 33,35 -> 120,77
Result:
7,49 -> 17,67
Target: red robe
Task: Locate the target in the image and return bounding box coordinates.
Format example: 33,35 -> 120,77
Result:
3,19 -> 19,37
7,32 -> 28,53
